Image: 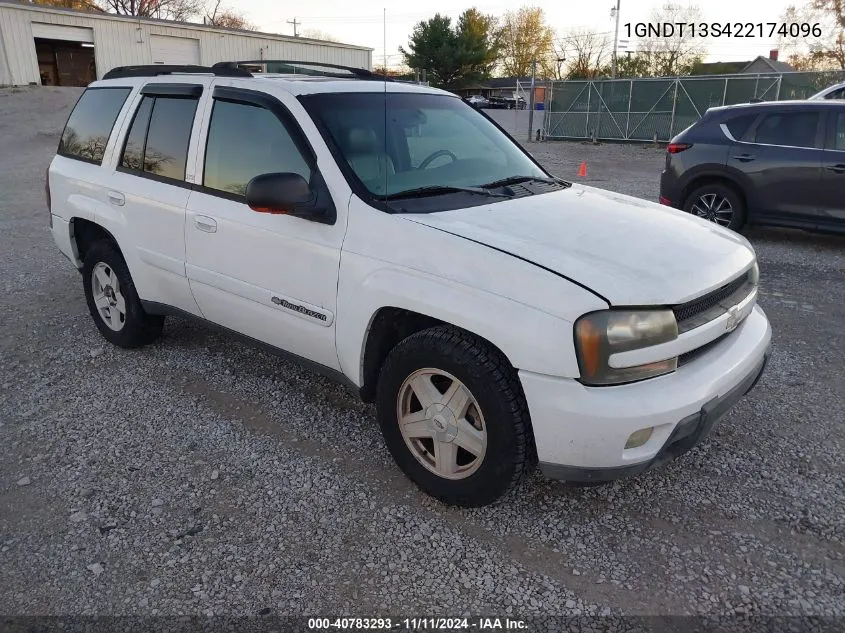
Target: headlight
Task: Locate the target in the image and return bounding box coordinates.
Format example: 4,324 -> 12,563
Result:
574,310 -> 679,386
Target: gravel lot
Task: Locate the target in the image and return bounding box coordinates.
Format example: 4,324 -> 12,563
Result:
1,87 -> 843,619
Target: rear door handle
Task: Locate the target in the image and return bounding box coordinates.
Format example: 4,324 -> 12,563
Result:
730,154 -> 756,162
825,163 -> 845,173
107,191 -> 125,206
194,215 -> 218,233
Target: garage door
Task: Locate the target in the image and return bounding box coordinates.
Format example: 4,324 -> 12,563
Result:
150,35 -> 200,65
31,23 -> 94,43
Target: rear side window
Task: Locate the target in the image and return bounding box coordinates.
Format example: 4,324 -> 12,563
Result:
202,99 -> 310,197
724,114 -> 758,140
753,111 -> 819,148
119,95 -> 199,182
831,112 -> 845,150
58,87 -> 131,164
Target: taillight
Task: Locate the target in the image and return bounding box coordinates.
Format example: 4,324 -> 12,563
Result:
45,166 -> 52,228
667,143 -> 692,154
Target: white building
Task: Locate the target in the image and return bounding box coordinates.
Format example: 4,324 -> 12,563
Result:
0,1 -> 372,86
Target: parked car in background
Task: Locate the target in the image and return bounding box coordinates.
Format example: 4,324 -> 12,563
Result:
462,94 -> 489,109
503,95 -> 527,110
660,100 -> 845,234
809,81 -> 845,100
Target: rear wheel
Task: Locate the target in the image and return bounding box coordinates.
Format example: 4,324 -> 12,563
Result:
82,241 -> 164,348
683,182 -> 746,231
376,326 -> 535,507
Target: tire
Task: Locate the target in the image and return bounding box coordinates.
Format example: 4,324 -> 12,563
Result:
82,240 -> 164,348
376,326 -> 535,507
682,182 -> 746,231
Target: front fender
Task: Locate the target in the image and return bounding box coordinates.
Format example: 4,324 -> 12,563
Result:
335,255 -> 593,386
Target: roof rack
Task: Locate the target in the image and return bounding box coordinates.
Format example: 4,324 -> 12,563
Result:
211,60 -> 391,81
102,65 -> 252,80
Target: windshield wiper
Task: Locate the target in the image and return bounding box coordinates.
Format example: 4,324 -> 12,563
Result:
382,185 -> 511,200
480,175 -> 570,189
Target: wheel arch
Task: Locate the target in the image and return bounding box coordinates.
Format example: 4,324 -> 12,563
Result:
679,169 -> 751,214
358,306 -> 516,404
69,217 -> 121,266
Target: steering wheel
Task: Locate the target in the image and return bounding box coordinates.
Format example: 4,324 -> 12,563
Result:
418,149 -> 458,170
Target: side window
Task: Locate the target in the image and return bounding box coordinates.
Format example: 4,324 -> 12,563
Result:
725,113 -> 758,141
825,88 -> 845,100
59,87 -> 131,164
203,99 -> 310,197
119,94 -> 199,182
831,112 -> 845,150
753,111 -> 819,148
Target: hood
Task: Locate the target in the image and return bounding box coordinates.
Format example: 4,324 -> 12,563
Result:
403,184 -> 755,306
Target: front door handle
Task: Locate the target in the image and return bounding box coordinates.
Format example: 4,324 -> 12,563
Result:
107,191 -> 125,206
194,215 -> 218,233
730,154 -> 756,163
825,163 -> 845,173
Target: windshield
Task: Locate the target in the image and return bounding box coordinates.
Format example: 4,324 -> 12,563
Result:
300,92 -> 548,199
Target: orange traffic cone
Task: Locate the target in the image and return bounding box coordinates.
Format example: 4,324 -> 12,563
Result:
577,162 -> 587,177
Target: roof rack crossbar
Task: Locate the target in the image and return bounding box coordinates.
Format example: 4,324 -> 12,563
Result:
211,60 -> 392,81
102,65 -> 252,80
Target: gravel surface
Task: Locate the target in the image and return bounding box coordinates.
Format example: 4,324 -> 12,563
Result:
1,87 -> 843,618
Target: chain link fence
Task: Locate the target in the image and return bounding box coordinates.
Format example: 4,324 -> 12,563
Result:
543,71 -> 845,142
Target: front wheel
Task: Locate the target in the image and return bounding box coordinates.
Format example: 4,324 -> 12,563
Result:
683,183 -> 746,231
376,326 -> 535,507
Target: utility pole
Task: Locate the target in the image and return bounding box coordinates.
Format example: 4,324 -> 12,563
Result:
287,18 -> 300,37
527,59 -> 537,142
611,0 -> 621,79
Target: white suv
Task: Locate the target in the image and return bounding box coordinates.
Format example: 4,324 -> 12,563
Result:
47,61 -> 771,507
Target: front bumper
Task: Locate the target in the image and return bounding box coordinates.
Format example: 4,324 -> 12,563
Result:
520,304 -> 771,481
540,352 -> 767,482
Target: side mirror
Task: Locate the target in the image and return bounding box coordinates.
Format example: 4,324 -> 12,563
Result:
245,172 -> 315,215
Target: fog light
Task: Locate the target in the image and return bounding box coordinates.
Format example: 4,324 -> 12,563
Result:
625,427 -> 654,449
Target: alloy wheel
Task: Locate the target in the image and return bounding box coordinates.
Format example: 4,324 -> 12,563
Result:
90,262 -> 126,331
396,368 -> 487,480
691,193 -> 733,226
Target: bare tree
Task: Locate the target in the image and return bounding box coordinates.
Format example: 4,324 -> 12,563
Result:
95,0 -> 205,21
299,29 -> 341,42
559,28 -> 611,79
780,1 -> 845,70
639,2 -> 706,76
204,0 -> 254,30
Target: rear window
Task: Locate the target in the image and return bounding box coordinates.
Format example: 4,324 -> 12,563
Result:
58,87 -> 131,165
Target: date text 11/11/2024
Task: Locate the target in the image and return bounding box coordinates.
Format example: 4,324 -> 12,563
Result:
307,618 -> 528,630
625,22 -> 822,38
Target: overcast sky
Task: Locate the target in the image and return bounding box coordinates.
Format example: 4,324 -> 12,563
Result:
235,0 -> 799,67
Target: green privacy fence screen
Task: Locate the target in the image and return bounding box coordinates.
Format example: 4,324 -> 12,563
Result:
543,71 -> 845,142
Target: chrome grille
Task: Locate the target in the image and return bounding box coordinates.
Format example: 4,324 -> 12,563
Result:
673,271 -> 755,334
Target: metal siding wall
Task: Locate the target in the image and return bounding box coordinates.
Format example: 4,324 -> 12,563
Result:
0,4 -> 372,84
0,13 -> 10,84
0,8 -> 38,84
